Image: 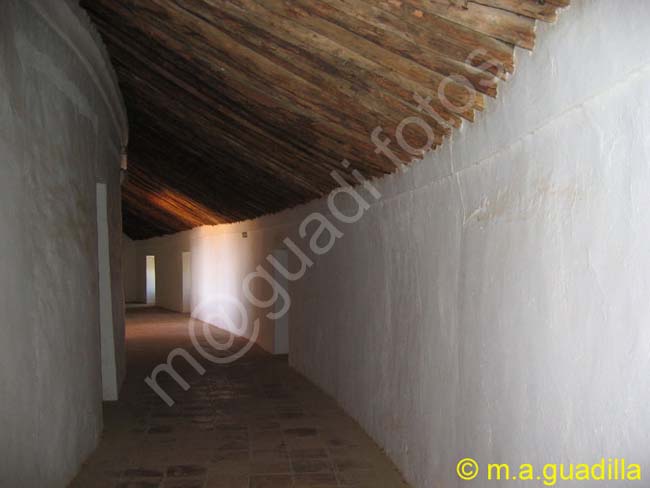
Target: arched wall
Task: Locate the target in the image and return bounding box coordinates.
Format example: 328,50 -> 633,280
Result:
0,1 -> 128,485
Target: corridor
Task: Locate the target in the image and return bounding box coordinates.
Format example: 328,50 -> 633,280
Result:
71,309 -> 409,488
4,2 -> 650,487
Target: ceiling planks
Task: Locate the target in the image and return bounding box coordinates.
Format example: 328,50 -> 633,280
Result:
81,0 -> 570,239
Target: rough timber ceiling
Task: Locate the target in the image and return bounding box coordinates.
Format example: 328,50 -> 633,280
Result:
81,0 -> 570,240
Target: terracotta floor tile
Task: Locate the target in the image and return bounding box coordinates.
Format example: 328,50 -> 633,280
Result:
70,309 -> 409,488
249,474 -> 293,488
293,472 -> 338,488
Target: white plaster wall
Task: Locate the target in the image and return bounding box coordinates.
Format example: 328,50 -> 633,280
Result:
288,3 -> 650,486
129,226 -> 289,354
122,234 -> 138,303
182,251 -> 192,313
146,255 -> 157,305
0,1 -> 127,485
132,233 -> 191,312
127,2 -> 650,486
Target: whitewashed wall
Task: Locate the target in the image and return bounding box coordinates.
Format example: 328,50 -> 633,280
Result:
128,2 -> 650,486
122,234 -> 138,303
0,1 -> 128,485
127,224 -> 291,354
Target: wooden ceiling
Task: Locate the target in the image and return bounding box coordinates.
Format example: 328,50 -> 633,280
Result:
81,0 -> 569,239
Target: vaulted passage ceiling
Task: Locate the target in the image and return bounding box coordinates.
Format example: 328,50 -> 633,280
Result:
81,0 -> 569,239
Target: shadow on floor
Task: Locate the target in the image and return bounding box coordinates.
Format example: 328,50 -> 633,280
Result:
71,308 -> 409,488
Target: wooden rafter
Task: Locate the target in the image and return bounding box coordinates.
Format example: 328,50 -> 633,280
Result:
80,0 -> 570,239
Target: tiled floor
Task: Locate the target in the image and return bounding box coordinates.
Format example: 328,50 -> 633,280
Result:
71,308 -> 409,488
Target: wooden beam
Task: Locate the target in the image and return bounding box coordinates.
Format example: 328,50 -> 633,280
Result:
277,0 -> 500,94
79,0 -> 571,239
470,0 -> 562,22
92,1 -> 409,175
98,18 -> 413,181
198,0 -> 464,130
450,0 -> 469,7
174,0 -> 451,141
242,0 -> 482,117
378,0 -> 538,49
131,0 -> 440,154
372,0 -> 516,73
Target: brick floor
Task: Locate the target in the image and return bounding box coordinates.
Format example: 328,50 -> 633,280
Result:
70,308 -> 409,488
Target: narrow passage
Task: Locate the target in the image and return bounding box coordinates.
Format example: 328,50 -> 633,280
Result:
72,308 -> 409,488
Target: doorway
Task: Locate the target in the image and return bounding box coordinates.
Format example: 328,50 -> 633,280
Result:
146,255 -> 156,305
96,183 -> 119,400
182,251 -> 191,313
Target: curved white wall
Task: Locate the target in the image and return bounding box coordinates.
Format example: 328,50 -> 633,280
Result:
128,2 -> 650,486
0,1 -> 127,485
